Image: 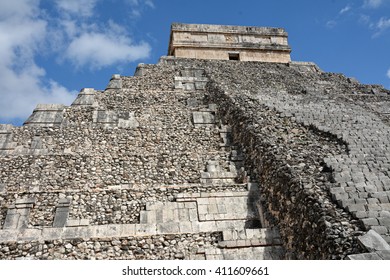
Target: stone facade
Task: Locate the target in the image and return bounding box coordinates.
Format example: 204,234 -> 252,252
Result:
1,24 -> 390,260
168,23 -> 291,63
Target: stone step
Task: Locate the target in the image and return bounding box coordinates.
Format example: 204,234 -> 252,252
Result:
219,228 -> 282,248
140,201 -> 198,224
222,228 -> 279,240
176,190 -> 248,202
204,245 -> 285,260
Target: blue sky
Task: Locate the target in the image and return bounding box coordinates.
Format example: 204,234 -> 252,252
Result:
1,0 -> 390,126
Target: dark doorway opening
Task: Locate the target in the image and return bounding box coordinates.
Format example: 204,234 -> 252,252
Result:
229,53 -> 240,61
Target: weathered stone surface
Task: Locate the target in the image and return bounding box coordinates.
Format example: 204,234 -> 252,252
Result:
71,88 -> 97,107
106,75 -> 122,89
346,253 -> 382,260
24,104 -> 65,127
2,23 -> 390,260
358,229 -> 390,252
169,23 -> 291,63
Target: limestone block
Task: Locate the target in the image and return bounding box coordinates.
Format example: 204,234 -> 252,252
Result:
198,221 -> 216,232
93,110 -> 118,124
376,250 -> 390,260
53,207 -> 70,227
175,76 -> 208,90
134,64 -> 146,76
157,222 -> 179,234
346,253 -> 382,260
193,111 -> 215,124
42,228 -> 64,240
3,208 -> 20,229
179,221 -> 193,233
358,229 -> 390,252
53,198 -> 71,227
121,224 -> 136,236
136,224 -> 157,235
91,224 -> 123,238
0,229 -> 18,242
139,211 -> 150,224
65,219 -> 89,227
93,110 -> 139,128
106,74 -> 122,89
0,126 -> 16,154
24,104 -> 65,127
3,198 -> 36,230
61,226 -> 93,240
66,219 -> 80,227
71,88 -> 97,107
17,228 -> 42,242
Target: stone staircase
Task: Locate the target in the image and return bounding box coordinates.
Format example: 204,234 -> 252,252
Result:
139,186 -> 284,260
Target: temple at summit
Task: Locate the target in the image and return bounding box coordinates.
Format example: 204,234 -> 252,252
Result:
0,23 -> 390,260
168,23 -> 291,62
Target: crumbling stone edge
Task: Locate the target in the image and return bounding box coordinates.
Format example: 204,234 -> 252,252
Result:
346,230 -> 390,260
204,77 -> 362,259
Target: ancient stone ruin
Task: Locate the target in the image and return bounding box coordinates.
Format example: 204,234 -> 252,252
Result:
168,23 -> 291,63
1,23 -> 390,260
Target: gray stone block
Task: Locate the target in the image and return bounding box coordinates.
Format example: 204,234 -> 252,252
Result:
358,229 -> 390,252
157,222 -> 179,234
62,226 -> 93,240
193,112 -> 215,124
346,253 -> 382,260
42,228 -> 63,240
24,104 -> 65,127
65,219 -> 79,227
71,88 -> 96,107
17,228 -> 42,241
53,205 -> 69,227
3,211 -> 19,229
376,250 -> 390,260
15,197 -> 36,205
377,217 -> 390,226
106,75 -> 122,89
362,218 -> 379,229
0,229 -> 18,242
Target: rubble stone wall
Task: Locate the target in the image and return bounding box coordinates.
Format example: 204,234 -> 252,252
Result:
1,56 -> 390,259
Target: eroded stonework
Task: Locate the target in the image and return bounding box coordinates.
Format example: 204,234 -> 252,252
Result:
1,24 -> 390,260
168,23 -> 291,63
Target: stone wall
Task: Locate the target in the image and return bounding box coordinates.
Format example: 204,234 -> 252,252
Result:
193,58 -> 389,259
168,23 -> 291,63
0,233 -> 221,260
1,55 -> 390,260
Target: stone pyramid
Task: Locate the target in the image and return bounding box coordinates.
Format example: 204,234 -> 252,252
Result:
1,23 -> 390,260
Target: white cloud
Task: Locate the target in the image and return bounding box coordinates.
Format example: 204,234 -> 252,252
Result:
326,20 -> 337,29
126,0 -> 155,18
145,0 -> 155,9
0,0 -> 76,122
339,5 -> 351,14
371,17 -> 390,36
363,0 -> 388,8
0,0 -> 153,123
364,0 -> 382,8
377,17 -> 390,30
55,0 -> 98,17
359,14 -> 371,25
55,1 -> 152,69
387,69 -> 390,79
65,32 -> 150,69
